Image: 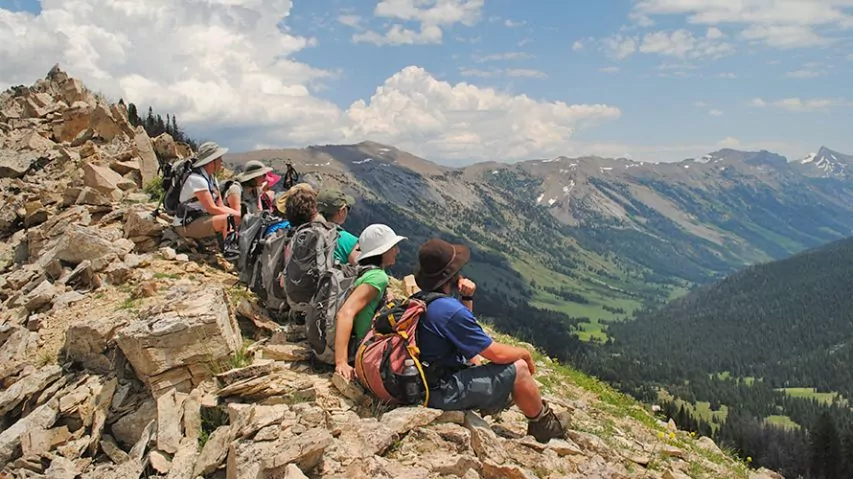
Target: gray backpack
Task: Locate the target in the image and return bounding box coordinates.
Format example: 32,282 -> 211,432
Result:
251,228 -> 293,318
306,265 -> 379,365
283,221 -> 340,311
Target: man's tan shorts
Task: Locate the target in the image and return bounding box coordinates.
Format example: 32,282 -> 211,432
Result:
179,215 -> 217,239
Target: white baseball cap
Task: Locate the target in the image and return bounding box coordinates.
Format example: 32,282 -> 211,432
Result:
356,224 -> 407,262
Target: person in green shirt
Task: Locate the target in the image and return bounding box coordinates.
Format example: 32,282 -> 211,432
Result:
317,188 -> 359,265
334,224 -> 407,381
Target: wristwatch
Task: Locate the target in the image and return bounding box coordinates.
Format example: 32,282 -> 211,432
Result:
460,295 -> 475,301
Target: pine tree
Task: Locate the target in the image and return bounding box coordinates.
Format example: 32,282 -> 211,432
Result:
127,103 -> 139,126
146,107 -> 155,131
810,412 -> 841,479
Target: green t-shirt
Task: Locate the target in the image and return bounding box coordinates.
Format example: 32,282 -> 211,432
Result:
334,227 -> 359,265
352,268 -> 389,343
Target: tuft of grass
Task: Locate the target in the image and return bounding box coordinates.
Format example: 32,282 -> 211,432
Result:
144,176 -> 165,202
118,296 -> 141,311
154,272 -> 180,280
228,340 -> 253,370
199,406 -> 229,448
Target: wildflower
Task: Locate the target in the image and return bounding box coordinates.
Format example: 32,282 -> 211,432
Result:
669,432 -> 676,440
657,431 -> 665,439
690,431 -> 696,438
747,457 -> 753,463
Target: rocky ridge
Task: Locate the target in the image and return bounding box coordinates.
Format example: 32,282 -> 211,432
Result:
0,68 -> 777,478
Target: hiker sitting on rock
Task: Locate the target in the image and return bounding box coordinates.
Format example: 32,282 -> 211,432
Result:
174,141 -> 240,239
224,160 -> 278,217
318,188 -> 359,265
335,224 -> 406,380
414,238 -> 566,443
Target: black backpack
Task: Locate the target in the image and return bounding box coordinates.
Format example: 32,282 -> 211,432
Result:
161,158 -> 196,216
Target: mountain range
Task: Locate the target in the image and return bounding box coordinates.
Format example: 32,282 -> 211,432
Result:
228,142 -> 853,341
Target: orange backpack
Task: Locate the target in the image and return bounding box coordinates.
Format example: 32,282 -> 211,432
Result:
354,293 -> 445,406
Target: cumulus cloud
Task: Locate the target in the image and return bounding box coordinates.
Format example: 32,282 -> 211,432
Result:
572,40 -> 584,51
339,66 -> 622,162
599,66 -> 621,73
0,0 -> 341,146
601,35 -> 639,60
633,0 -> 852,48
748,97 -> 842,112
785,69 -> 825,78
459,67 -> 547,79
709,109 -> 724,116
640,29 -> 734,59
473,51 -> 533,62
337,14 -> 363,29
740,24 -> 831,49
504,19 -> 525,28
353,0 -> 484,46
0,0 -> 624,163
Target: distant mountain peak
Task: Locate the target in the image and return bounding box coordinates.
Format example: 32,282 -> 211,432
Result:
796,147 -> 852,177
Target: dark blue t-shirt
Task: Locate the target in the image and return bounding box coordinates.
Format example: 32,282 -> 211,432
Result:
418,297 -> 493,369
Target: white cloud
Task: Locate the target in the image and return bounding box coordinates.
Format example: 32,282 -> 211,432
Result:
341,66 -> 622,162
634,0 -> 853,28
709,109 -> 724,116
354,0 -> 484,46
504,19 -> 525,28
785,69 -> 825,78
518,38 -> 533,47
599,66 -> 621,73
717,137 -> 742,149
633,0 -> 853,49
740,24 -> 831,49
717,72 -> 738,79
459,67 -> 547,79
706,27 -> 724,39
640,29 -> 734,59
459,68 -> 499,78
0,1 -> 626,163
0,0 -> 341,145
473,51 -> 532,62
505,69 -> 547,79
629,12 -> 656,28
748,97 -> 842,112
601,35 -> 639,60
694,101 -> 708,108
337,14 -> 363,29
572,40 -> 584,51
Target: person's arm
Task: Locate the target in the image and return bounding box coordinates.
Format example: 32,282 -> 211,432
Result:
195,190 -> 240,217
347,245 -> 360,265
334,283 -> 379,380
479,342 -> 535,375
458,277 -> 476,312
225,191 -> 240,212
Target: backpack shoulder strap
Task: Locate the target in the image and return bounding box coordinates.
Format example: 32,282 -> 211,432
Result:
413,291 -> 447,304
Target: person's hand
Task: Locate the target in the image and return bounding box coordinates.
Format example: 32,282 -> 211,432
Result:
336,363 -> 355,382
458,277 -> 476,297
520,349 -> 536,375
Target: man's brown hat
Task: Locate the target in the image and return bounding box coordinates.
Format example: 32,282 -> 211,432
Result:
415,238 -> 470,292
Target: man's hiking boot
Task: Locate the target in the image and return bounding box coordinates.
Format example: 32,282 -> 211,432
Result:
527,400 -> 565,443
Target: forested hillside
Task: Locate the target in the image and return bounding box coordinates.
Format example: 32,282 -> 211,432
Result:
583,236 -> 853,478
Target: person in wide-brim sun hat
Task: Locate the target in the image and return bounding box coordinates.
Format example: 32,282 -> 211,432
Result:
333,224 -> 407,381
225,160 -> 276,216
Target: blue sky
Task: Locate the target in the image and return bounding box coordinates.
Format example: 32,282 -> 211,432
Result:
1,0 -> 852,164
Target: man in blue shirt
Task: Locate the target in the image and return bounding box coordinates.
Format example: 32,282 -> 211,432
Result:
415,238 -> 565,443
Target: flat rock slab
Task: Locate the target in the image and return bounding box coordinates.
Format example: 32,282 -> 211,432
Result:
115,286 -> 242,394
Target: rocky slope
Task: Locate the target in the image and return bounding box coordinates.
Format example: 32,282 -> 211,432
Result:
0,69 -> 777,478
